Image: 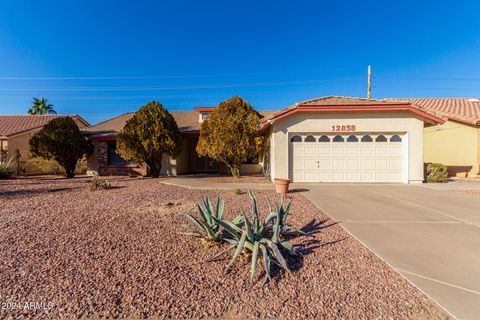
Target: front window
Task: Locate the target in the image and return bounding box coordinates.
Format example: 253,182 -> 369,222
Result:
107,141 -> 130,166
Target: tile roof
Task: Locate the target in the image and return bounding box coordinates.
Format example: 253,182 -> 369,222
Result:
262,96 -> 443,122
84,110 -> 276,136
386,98 -> 480,126
0,115 -> 87,138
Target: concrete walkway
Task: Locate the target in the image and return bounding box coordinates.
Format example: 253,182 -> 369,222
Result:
300,183 -> 480,320
161,176 -> 274,190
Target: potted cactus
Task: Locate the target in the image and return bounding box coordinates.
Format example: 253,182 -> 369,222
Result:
274,178 -> 290,194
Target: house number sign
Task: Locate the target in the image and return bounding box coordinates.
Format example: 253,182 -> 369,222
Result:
331,125 -> 356,132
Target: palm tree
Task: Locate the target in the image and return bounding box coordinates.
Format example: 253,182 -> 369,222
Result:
28,97 -> 57,115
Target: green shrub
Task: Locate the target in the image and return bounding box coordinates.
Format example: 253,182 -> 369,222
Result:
90,176 -> 112,191
0,162 -> 13,179
425,163 -> 448,183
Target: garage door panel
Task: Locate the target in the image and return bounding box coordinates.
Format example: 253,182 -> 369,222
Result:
332,147 -> 345,155
304,159 -> 318,169
346,159 -> 359,169
290,133 -> 404,183
346,147 -> 358,155
317,147 -> 331,155
304,146 -> 317,156
389,146 -> 403,156
332,159 -> 345,168
360,146 -> 374,155
318,159 -> 330,169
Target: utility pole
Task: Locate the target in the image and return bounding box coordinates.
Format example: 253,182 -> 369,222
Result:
367,65 -> 372,100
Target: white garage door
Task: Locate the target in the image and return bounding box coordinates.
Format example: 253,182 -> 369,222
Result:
290,133 -> 404,182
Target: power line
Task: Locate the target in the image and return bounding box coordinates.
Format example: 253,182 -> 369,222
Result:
0,67 -> 364,80
0,77 -> 362,92
377,76 -> 480,82
373,85 -> 480,91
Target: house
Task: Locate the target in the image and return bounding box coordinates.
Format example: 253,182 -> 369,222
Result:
387,98 -> 480,178
0,115 -> 90,175
260,96 -> 444,183
83,108 -> 276,176
85,96 -> 444,183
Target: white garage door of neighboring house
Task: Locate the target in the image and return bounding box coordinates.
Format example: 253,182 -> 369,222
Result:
289,133 -> 405,183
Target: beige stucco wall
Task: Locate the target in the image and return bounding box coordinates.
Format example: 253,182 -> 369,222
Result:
424,120 -> 479,177
6,117 -> 89,175
269,111 -> 426,184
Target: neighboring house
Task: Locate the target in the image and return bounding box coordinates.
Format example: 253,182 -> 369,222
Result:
260,96 -> 443,183
83,108 -> 275,176
388,98 -> 480,177
0,115 -> 90,175
85,96 -> 444,184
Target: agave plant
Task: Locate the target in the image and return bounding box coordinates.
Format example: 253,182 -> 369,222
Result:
265,195 -> 306,242
182,195 -> 225,243
213,190 -> 299,282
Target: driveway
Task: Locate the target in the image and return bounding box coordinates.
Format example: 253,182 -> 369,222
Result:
299,183 -> 480,320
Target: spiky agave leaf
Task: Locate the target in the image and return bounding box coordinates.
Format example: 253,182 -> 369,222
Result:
260,245 -> 272,283
267,240 -> 291,273
215,195 -> 224,220
227,231 -> 247,272
251,241 -> 260,280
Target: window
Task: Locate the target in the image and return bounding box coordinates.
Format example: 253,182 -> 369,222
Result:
290,135 -> 302,142
390,135 -> 402,142
304,135 -> 316,142
347,135 -> 358,142
375,135 -> 387,142
319,135 -> 330,142
107,141 -> 130,166
333,135 -> 344,142
361,135 -> 373,142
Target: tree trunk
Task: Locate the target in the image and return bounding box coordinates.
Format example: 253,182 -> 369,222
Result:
230,166 -> 240,178
147,156 -> 162,178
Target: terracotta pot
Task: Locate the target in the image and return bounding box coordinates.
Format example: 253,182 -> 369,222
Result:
274,178 -> 290,194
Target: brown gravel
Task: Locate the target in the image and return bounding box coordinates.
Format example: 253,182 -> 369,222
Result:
0,178 -> 450,319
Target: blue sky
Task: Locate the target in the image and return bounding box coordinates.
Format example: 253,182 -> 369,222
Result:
0,0 -> 479,124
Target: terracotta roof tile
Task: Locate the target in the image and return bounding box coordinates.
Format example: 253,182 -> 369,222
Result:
386,98 -> 480,126
0,115 -> 87,137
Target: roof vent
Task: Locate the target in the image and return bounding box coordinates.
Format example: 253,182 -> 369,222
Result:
466,98 -> 480,103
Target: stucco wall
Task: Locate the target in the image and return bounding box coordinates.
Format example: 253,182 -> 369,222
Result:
269,111 -> 425,183
424,120 -> 479,177
6,117 -> 89,175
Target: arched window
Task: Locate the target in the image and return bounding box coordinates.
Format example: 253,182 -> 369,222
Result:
375,135 -> 387,142
347,135 -> 358,142
290,135 -> 302,142
333,135 -> 344,142
390,135 -> 402,142
361,135 -> 373,142
318,135 -> 330,142
304,135 -> 316,142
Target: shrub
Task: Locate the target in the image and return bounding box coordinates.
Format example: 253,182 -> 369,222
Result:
196,96 -> 264,177
425,163 -> 448,183
29,117 -> 93,178
0,162 -> 13,179
235,188 -> 244,195
90,175 -> 112,191
116,101 -> 182,178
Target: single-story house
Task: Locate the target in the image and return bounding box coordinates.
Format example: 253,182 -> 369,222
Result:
83,108 -> 276,176
387,98 -> 480,178
85,96 -> 444,184
0,115 -> 90,175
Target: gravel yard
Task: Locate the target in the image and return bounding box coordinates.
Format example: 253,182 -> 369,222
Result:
0,178 -> 450,319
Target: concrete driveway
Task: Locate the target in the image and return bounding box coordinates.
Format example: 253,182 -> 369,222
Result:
299,183 -> 480,320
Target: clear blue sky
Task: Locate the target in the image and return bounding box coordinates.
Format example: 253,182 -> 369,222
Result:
0,0 -> 479,124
